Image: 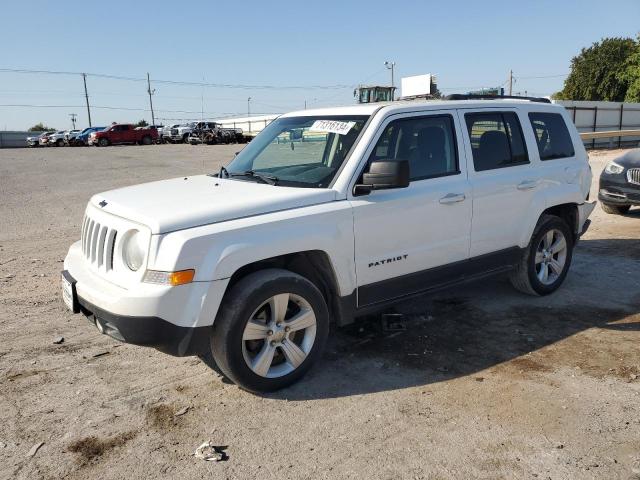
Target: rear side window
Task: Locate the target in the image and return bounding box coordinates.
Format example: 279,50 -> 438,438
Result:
465,112 -> 529,171
528,112 -> 575,160
370,114 -> 459,181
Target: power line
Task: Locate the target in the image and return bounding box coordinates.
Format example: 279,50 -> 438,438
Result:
0,67 -> 352,90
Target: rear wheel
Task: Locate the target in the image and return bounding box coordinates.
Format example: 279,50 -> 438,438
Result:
510,214 -> 574,296
209,269 -> 329,393
601,203 -> 631,215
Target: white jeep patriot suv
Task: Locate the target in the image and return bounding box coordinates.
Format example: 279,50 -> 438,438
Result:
62,97 -> 595,392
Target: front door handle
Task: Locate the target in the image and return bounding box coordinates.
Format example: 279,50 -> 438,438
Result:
439,193 -> 466,204
517,180 -> 539,190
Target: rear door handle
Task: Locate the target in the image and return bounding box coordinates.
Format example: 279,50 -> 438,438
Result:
517,180 -> 538,190
439,193 -> 466,204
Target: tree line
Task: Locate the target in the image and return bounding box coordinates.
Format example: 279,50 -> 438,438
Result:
554,35 -> 640,102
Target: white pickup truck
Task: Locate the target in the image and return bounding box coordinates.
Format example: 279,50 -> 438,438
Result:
62,98 -> 594,392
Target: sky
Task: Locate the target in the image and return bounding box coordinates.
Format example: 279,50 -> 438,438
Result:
0,0 -> 638,130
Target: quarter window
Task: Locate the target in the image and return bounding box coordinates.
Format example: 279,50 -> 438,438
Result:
528,112 -> 575,160
465,112 -> 529,171
369,115 -> 459,181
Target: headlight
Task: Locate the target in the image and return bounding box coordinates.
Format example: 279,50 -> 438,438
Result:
122,230 -> 146,271
605,161 -> 624,174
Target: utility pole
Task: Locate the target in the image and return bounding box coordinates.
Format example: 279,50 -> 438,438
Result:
247,97 -> 252,133
146,73 -> 156,127
69,113 -> 77,129
384,61 -> 396,100
82,73 -> 92,127
508,69 -> 513,96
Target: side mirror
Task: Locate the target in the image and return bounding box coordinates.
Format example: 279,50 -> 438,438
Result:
354,160 -> 410,195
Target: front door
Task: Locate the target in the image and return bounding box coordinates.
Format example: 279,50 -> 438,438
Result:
350,111 -> 472,307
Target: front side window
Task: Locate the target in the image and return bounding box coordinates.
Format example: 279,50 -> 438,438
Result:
528,112 -> 575,160
369,115 -> 459,181
465,112 -> 529,171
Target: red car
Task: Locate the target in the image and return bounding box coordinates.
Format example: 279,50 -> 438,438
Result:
90,124 -> 158,147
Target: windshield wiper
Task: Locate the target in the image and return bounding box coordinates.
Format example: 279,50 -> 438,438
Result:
229,170 -> 278,185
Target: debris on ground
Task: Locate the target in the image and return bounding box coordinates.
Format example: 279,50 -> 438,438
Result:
92,351 -> 110,358
381,313 -> 406,332
52,336 -> 64,345
174,406 -> 190,417
26,441 -> 44,457
194,441 -> 228,462
0,441 -> 6,448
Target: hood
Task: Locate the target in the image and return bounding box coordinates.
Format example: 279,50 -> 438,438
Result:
614,149 -> 640,168
90,175 -> 337,234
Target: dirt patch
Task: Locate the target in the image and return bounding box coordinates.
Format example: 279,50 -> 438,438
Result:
145,404 -> 179,430
67,430 -> 137,465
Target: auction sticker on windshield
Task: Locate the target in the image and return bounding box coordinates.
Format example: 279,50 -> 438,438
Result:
309,120 -> 355,136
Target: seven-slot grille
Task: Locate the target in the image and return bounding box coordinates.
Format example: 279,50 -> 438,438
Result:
80,214 -> 117,272
628,168 -> 640,186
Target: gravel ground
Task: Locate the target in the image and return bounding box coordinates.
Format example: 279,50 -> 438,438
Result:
0,145 -> 639,480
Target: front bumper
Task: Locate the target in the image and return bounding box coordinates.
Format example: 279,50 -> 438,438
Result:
63,241 -> 228,356
599,172 -> 640,206
76,290 -> 209,356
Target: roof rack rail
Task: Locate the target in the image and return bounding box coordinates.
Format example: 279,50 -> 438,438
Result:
444,94 -> 551,104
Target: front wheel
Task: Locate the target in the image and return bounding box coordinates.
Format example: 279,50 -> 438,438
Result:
209,269 -> 329,393
98,138 -> 109,147
601,203 -> 631,215
510,214 -> 574,296
141,135 -> 152,145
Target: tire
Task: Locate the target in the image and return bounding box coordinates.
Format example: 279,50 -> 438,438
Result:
98,138 -> 109,147
601,203 -> 631,215
510,214 -> 574,296
141,135 -> 152,145
56,139 -> 64,147
182,133 -> 190,144
209,268 -> 329,393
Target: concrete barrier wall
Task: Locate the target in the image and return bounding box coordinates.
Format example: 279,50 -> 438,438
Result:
214,115 -> 280,135
0,131 -> 42,148
554,100 -> 640,148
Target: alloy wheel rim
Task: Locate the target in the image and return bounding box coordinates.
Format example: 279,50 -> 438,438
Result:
241,293 -> 317,378
535,228 -> 567,285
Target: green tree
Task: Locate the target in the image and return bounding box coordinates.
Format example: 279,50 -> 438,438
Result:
622,35 -> 640,102
559,37 -> 636,101
28,122 -> 55,132
135,119 -> 149,127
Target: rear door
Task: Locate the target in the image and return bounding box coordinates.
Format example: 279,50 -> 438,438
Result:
461,109 -> 541,257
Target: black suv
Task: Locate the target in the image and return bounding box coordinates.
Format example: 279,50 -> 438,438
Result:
599,149 -> 640,214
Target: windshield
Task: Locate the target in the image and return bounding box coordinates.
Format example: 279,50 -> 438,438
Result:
225,115 -> 369,188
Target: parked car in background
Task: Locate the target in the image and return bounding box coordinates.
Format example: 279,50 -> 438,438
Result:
149,125 -> 164,143
47,130 -> 68,147
64,129 -> 82,145
161,124 -> 180,143
168,122 -> 197,143
26,132 -> 50,147
90,124 -> 158,146
73,127 -> 106,146
599,149 -> 640,214
38,131 -> 56,146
